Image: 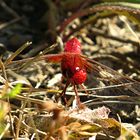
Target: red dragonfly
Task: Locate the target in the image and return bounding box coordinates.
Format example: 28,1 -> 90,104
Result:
8,37 -> 140,107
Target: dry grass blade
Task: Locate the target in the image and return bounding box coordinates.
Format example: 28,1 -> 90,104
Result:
0,0 -> 19,18
84,100 -> 140,106
59,2 -> 140,33
0,59 -> 8,81
14,116 -> 47,137
4,41 -> 32,66
80,83 -> 134,92
5,43 -> 58,71
15,94 -> 47,105
0,17 -> 22,30
16,43 -> 58,71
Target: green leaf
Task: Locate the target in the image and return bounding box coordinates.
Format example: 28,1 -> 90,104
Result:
9,84 -> 22,98
5,84 -> 22,98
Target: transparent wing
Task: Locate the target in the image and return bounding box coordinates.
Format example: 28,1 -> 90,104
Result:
5,53 -> 64,71
81,55 -> 140,96
5,53 -> 140,97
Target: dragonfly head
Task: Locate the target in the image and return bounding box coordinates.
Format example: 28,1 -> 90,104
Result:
64,37 -> 81,54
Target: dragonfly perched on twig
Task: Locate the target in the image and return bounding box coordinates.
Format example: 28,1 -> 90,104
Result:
3,37 -> 140,108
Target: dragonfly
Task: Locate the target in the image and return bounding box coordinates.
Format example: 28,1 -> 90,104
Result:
5,37 -> 140,107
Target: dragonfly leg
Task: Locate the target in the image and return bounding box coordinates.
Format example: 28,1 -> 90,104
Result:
61,81 -> 70,104
73,85 -> 85,108
80,84 -> 89,95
